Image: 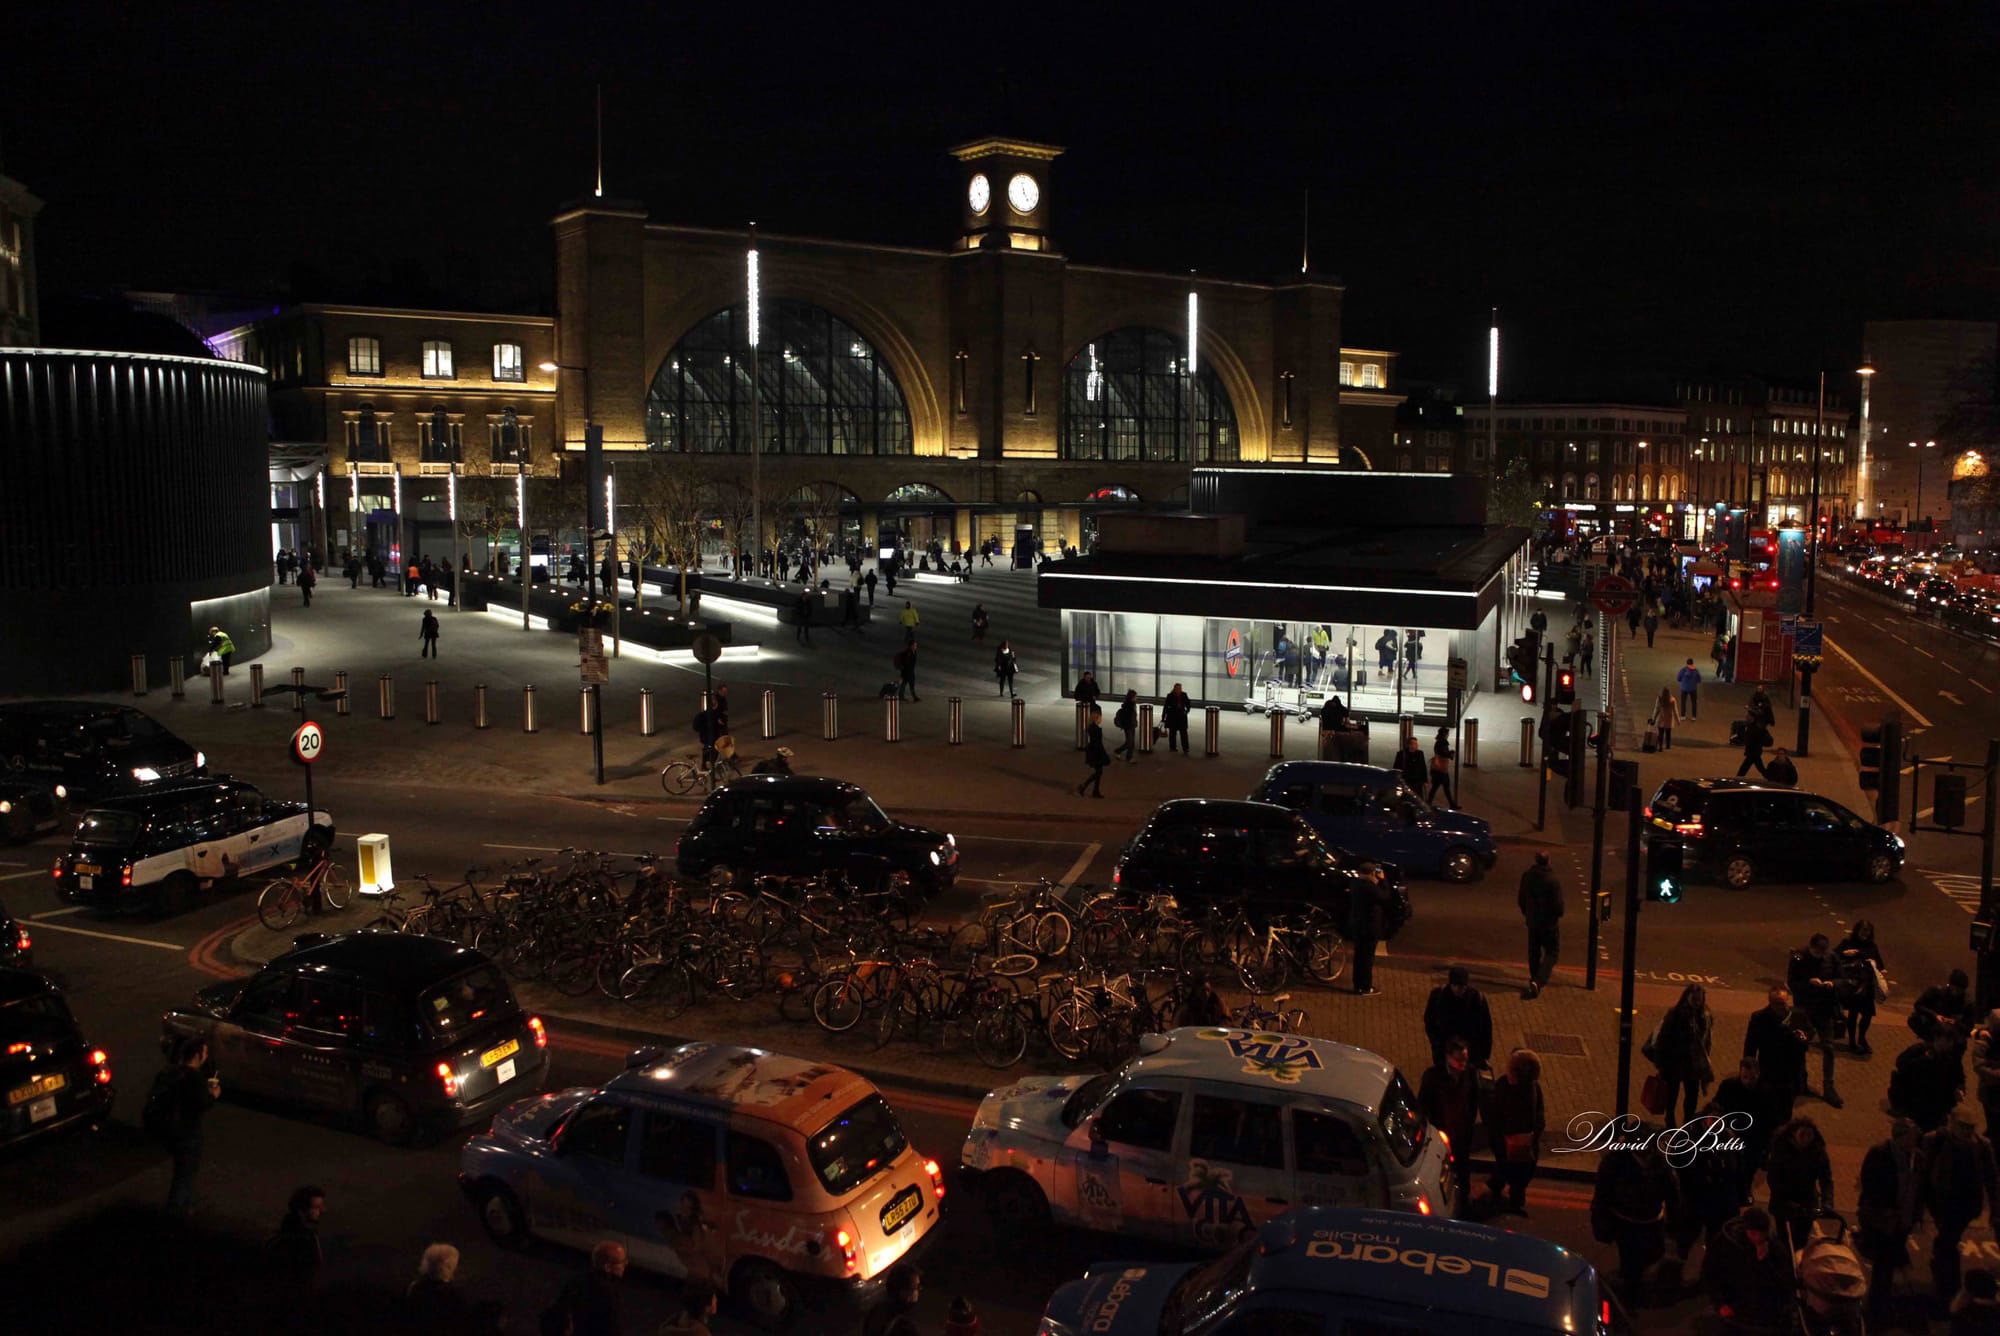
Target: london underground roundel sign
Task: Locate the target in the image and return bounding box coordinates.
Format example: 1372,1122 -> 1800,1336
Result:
291,721 -> 324,765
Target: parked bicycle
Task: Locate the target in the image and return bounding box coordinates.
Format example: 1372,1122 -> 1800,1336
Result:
255,853 -> 352,930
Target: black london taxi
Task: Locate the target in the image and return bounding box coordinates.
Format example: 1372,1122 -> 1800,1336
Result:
0,898 -> 29,969
1113,799 -> 1392,913
55,777 -> 333,914
675,775 -> 958,897
1645,777 -> 1904,889
160,933 -> 548,1144
0,702 -> 205,803
0,774 -> 67,843
1,967 -> 115,1150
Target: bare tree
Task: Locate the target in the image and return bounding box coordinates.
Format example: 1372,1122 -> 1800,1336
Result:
626,457 -> 710,610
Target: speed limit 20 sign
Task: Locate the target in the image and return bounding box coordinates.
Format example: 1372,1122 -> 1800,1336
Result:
291,721 -> 324,765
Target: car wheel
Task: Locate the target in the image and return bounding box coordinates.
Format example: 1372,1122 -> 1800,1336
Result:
1723,855 -> 1756,890
1866,852 -> 1898,884
731,1256 -> 802,1332
982,1168 -> 1051,1230
706,864 -> 738,892
477,1182 -> 529,1247
366,1091 -> 417,1147
156,872 -> 198,917
1440,848 -> 1481,883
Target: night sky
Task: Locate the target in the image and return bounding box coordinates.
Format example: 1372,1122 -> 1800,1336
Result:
9,1 -> 1997,397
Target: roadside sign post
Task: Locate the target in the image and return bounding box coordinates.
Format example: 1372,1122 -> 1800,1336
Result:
1792,620 -> 1822,757
290,720 -> 323,814
579,628 -> 608,785
1614,801 -> 1643,1115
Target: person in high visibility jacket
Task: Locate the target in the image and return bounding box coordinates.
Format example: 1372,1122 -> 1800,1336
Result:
206,626 -> 236,674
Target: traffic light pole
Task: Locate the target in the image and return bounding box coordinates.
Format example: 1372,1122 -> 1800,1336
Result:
1535,645 -> 1555,833
1587,709 -> 1611,991
1614,802 -> 1642,1115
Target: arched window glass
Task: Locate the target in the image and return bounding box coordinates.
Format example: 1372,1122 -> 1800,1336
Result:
886,482 -> 951,503
1060,328 -> 1237,463
647,301 -> 912,456
1584,473 -> 1601,500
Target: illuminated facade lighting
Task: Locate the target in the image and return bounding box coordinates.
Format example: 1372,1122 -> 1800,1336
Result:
1186,291 -> 1198,374
1487,321 -> 1500,398
447,466 -> 457,522
515,468 -> 526,533
747,249 -> 760,348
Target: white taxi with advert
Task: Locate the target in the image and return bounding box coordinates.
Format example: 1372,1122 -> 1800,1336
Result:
961,1026 -> 1451,1251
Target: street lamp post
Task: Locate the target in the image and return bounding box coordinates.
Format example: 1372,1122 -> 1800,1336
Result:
1185,281 -> 1199,504
1487,309 -> 1499,468
1856,361 -> 1875,519
1798,372 -> 1827,758
747,237 -> 762,578
1911,440 -> 1937,533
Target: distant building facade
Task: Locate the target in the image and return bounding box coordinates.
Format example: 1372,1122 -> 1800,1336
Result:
1862,319 -> 1999,528
1459,402 -> 1691,505
0,169 -> 41,346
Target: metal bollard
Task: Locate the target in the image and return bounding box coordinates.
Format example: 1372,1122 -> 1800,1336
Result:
884,695 -> 901,742
1204,705 -> 1220,757
209,661 -> 226,704
378,674 -> 395,719
333,669 -> 349,716
1269,711 -> 1284,758
1519,717 -> 1535,768
639,687 -> 655,736
474,684 -> 489,729
822,691 -> 838,741
1139,703 -> 1154,754
761,689 -> 777,740
947,696 -> 963,744
579,686 -> 595,735
1318,727 -> 1334,761
1074,701 -> 1089,749
1398,714 -> 1415,748
1011,697 -> 1026,748
249,663 -> 266,707
523,684 -> 539,733
170,656 -> 185,698
291,667 -> 306,714
1464,718 -> 1479,767
130,653 -> 147,696
425,680 -> 440,725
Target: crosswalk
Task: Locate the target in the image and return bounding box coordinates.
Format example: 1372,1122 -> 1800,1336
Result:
1920,868 -> 1987,916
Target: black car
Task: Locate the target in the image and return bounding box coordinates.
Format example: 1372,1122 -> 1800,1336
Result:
1645,778 -> 1904,889
1112,798 -> 1388,913
0,702 -> 205,803
0,968 -> 114,1149
0,899 -> 28,969
675,775 -> 958,896
161,933 -> 549,1145
0,774 -> 68,843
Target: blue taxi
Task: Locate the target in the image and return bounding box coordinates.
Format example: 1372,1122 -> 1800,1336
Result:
1039,1206 -> 1608,1335
1251,762 -> 1497,883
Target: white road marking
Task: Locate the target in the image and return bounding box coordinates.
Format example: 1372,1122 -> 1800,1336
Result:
25,920 -> 183,951
1057,842 -> 1102,891
1943,690 -> 1966,705
1826,635 -> 1933,728
482,843 -> 658,858
1916,648 -> 1937,658
29,906 -> 83,919
1974,679 -> 1996,695
0,868 -> 50,882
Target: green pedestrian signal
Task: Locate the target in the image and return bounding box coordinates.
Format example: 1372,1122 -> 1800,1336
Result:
1646,840 -> 1685,904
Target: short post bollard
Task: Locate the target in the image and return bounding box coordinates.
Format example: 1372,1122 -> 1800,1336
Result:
1010,697 -> 1026,748
425,680 -> 440,725
1204,705 -> 1221,757
1519,716 -> 1535,768
1398,714 -> 1415,748
378,674 -> 395,719
474,684 -> 489,729
1318,727 -> 1334,760
1464,718 -> 1479,767
1074,701 -> 1089,749
884,695 -> 901,742
523,684 -> 539,733
947,696 -> 963,744
1269,711 -> 1284,758
208,662 -> 226,704
1138,703 -> 1154,754
249,663 -> 266,707
822,692 -> 838,741
761,689 -> 777,740
579,685 -> 595,736
639,687 -> 655,736
333,669 -> 349,716
130,653 -> 148,696
170,656 -> 186,698
291,667 -> 306,713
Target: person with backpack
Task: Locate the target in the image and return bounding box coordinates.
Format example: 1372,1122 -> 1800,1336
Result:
894,641 -> 920,702
147,1035 -> 220,1216
1113,689 -> 1139,763
1077,705 -> 1109,799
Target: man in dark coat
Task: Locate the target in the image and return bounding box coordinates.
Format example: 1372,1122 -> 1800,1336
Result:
1423,965 -> 1493,1068
1417,1038 -> 1481,1206
1892,1028 -> 1966,1132
1921,1114 -> 2000,1305
1347,867 -> 1392,996
1743,986 -> 1810,1112
1701,1206 -> 1791,1332
1518,853 -> 1564,999
1397,736 -> 1428,793
1787,933 -> 1844,1107
268,1185 -> 325,1297
151,1036 -> 219,1216
1592,1140 -> 1681,1308
1857,1118 -> 1922,1318
554,1240 -> 627,1336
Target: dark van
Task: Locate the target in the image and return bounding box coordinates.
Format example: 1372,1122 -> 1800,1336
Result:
1646,777 -> 1903,889
0,703 -> 204,803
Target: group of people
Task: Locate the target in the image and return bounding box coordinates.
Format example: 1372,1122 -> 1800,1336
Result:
1070,673 -> 1196,798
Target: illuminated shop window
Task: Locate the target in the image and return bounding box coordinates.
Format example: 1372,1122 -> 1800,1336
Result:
422,341 -> 455,380
493,343 -> 525,382
347,336 -> 382,377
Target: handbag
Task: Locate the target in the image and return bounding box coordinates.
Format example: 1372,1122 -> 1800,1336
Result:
1640,1072 -> 1671,1117
1871,959 -> 1890,1003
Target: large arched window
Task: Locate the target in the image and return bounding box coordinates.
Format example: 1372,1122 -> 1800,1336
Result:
646,301 -> 912,456
1060,328 -> 1237,463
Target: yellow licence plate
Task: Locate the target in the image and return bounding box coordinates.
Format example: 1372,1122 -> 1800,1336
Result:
881,1188 -> 921,1233
75,863 -> 99,876
8,1072 -> 66,1105
480,1039 -> 520,1068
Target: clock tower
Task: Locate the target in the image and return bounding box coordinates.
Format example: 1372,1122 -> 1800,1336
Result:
949,136 -> 1063,251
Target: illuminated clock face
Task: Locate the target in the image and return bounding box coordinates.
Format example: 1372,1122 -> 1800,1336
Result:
967,173 -> 991,216
1007,172 -> 1040,214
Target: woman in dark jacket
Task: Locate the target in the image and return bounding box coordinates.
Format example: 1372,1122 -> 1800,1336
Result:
1650,983 -> 1715,1123
1836,919 -> 1884,1054
1076,706 -> 1109,799
1483,1048 -> 1545,1214
1763,1115 -> 1833,1232
1161,684 -> 1191,754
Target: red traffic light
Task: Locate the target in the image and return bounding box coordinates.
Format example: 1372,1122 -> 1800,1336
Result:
1520,682 -> 1535,703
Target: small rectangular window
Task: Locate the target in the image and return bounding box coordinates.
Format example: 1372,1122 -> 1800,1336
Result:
1338,361 -> 1356,387
347,336 -> 382,377
493,343 -> 525,382
1189,1094 -> 1284,1169
726,1130 -> 793,1202
640,1113 -> 719,1187
422,340 -> 455,379
1359,363 -> 1381,388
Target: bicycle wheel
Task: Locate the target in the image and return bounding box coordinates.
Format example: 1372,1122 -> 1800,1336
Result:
990,953 -> 1040,978
1280,1008 -> 1310,1034
315,864 -> 351,912
1077,917 -> 1130,964
812,977 -> 865,1033
1236,935 -> 1293,994
548,946 -> 600,998
1304,927 -> 1348,984
627,961 -> 696,1020
974,1008 -> 1029,1069
257,878 -> 304,931
661,762 -> 700,796
1048,998 -> 1100,1062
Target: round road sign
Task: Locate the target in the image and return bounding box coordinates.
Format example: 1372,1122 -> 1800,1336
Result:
291,721 -> 324,765
691,632 -> 724,665
1591,575 -> 1639,617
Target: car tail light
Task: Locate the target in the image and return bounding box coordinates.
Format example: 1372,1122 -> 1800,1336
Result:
120,866 -> 133,888
1111,865 -> 1121,887
1674,819 -> 1705,837
1416,1196 -> 1432,1215
51,860 -> 62,879
1641,805 -> 1652,820
833,1227 -> 857,1274
91,1049 -> 112,1084
1436,1129 -> 1451,1155
15,925 -> 29,953
528,1016 -> 547,1048
436,1062 -> 460,1097
924,1158 -> 944,1199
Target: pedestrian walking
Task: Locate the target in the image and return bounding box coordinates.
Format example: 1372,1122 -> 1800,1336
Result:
1375,627 -> 1398,678
1744,986 -> 1811,1112
1921,1113 -> 2000,1306
863,1264 -> 923,1336
1709,1057 -> 1785,1202
1651,686 -> 1679,750
1073,670 -> 1100,707
1645,983 -> 1714,1122
1701,1206 -> 1792,1334
1580,626 -> 1596,675
1764,1115 -> 1833,1231
1564,620 -> 1584,663
1713,632 -> 1733,682
1892,1028 -> 1966,1132
1788,933 -> 1845,1107
1643,605 -> 1660,647
1972,1008 -> 2000,1141
897,600 -> 919,644
1114,690 -> 1139,762
1162,684 -> 1191,753
1857,1117 -> 1922,1317
423,557 -> 438,601
1483,1048 -> 1545,1214
794,588 -> 814,645
864,568 -> 877,605
1347,865 -> 1391,995
420,609 -> 440,658
1518,853 -> 1563,998
994,641 -> 1018,697
1529,606 -> 1549,638
1914,967 -> 1978,1046
1397,735 -> 1428,793
1418,1037 -> 1481,1207
894,641 -> 920,702
1672,1113 -> 1745,1263
345,556 -> 361,588
266,1184 -> 325,1296
299,562 -> 316,606
1427,741 -> 1457,809
206,625 -> 236,674
1762,747 -> 1798,786
1591,1137 -> 1680,1308
971,603 -> 988,641
1735,712 -> 1773,779
404,1243 -> 476,1330
1423,964 -> 1494,1069
841,586 -> 861,631
1076,706 -> 1108,798
145,1035 -> 219,1216
884,567 -> 897,598
1626,602 -> 1642,639
1835,919 -> 1884,1053
546,1239 -> 627,1336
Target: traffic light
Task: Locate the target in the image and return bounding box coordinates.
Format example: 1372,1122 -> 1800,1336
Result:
1564,712 -> 1589,808
1507,639 -> 1535,686
1646,840 -> 1685,904
1859,716 -> 1902,823
1555,668 -> 1577,706
1936,773 -> 1968,829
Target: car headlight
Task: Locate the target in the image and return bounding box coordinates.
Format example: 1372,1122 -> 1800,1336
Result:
195,752 -> 206,769
53,785 -> 65,800
1893,834 -> 1906,851
131,767 -> 161,782
946,832 -> 956,849
929,849 -> 942,866
0,800 -> 10,814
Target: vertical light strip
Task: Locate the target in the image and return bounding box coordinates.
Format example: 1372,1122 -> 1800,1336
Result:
392,463 -> 402,515
515,469 -> 526,533
447,467 -> 457,522
746,248 -> 761,348
315,470 -> 325,513
605,470 -> 615,536
1186,291 -> 1198,374
1487,318 -> 1500,399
